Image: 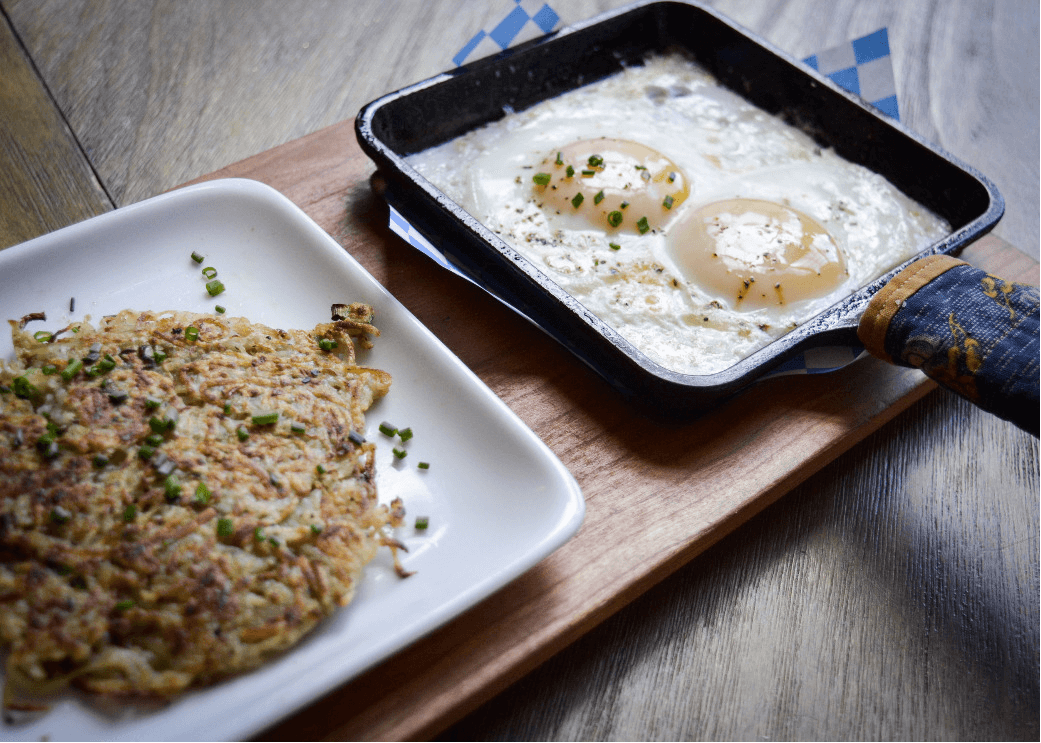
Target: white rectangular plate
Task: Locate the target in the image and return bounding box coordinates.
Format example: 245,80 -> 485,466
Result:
0,179 -> 584,741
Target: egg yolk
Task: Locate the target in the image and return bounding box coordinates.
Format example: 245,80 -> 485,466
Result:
668,198 -> 847,310
531,139 -> 689,233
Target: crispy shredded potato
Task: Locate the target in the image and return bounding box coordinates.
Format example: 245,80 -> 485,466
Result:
0,306 -> 401,701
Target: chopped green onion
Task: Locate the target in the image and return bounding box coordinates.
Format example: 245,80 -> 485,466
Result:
290,421 -> 306,434
149,415 -> 175,433
205,280 -> 225,297
620,201 -> 630,209
98,354 -> 116,372
36,434 -> 58,457
115,599 -> 135,611
215,305 -> 227,314
145,397 -> 162,410
555,152 -> 563,165
164,476 -> 181,502
12,376 -> 37,398
93,454 -> 109,468
194,482 -> 211,504
317,337 -> 337,351
61,358 -> 83,381
145,433 -> 164,447
223,403 -> 231,415
392,447 -> 407,459
123,504 -> 137,522
587,154 -> 604,167
153,348 -> 167,363
217,517 -> 233,537
34,433 -> 56,460
184,326 -> 199,342
315,464 -> 326,475
607,211 -> 623,228
609,242 -> 621,251
663,195 -> 674,210
634,164 -> 647,170
50,506 -> 71,524
236,426 -> 249,441
85,365 -> 102,378
347,430 -> 365,446
565,165 -> 575,178
532,172 -> 552,186
418,461 -> 430,470
581,169 -> 596,176
414,516 -> 430,529
593,190 -> 605,205
201,266 -> 218,279
251,412 -> 279,426
0,384 -> 9,394
637,216 -> 650,234
107,389 -> 129,404
33,331 -> 53,343
253,526 -> 264,541
138,444 -> 155,460
310,524 -> 322,535
378,421 -> 397,437
571,193 -> 584,208
191,251 -> 205,263
640,170 -> 651,181
42,364 -> 58,375
668,171 -> 677,182
398,427 -> 413,443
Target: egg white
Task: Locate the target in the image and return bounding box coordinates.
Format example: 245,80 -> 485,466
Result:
408,55 -> 950,375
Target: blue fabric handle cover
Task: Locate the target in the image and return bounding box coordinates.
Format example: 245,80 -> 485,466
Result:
858,254 -> 1039,436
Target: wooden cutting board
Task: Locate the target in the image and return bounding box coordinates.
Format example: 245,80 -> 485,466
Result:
186,121 -> 1036,741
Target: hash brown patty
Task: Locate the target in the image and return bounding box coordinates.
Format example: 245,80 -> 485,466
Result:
0,306 -> 400,698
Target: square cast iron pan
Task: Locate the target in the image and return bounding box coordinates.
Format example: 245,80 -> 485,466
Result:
356,0 -> 1003,416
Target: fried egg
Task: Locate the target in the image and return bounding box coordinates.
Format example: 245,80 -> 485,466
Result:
533,138 -> 689,233
669,198 -> 846,311
408,54 -> 950,375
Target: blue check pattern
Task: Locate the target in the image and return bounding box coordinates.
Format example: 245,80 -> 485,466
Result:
394,17 -> 902,376
804,28 -> 899,121
453,0 -> 560,67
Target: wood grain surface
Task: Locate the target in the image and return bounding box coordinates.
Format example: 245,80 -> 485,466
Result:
1,1 -> 1037,740
0,11 -> 110,247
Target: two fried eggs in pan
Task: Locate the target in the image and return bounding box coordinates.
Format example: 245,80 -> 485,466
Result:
409,55 -> 949,375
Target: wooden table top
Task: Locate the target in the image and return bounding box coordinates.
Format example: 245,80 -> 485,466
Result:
1,1 -> 1037,740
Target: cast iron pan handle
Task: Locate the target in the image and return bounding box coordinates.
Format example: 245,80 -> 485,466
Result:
857,254 -> 1039,436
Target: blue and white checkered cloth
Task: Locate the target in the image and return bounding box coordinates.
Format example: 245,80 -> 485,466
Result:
453,0 -> 560,67
804,28 -> 899,121
392,12 -> 901,376
388,204 -> 457,276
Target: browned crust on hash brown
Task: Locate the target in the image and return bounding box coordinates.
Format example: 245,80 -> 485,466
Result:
0,307 -> 399,698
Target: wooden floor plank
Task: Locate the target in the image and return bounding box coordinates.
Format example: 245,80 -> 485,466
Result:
0,10 -> 109,249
